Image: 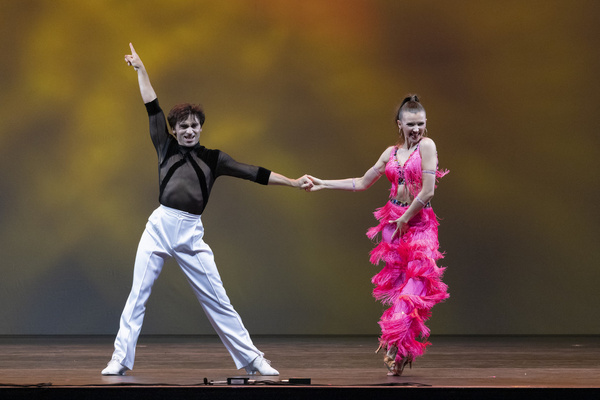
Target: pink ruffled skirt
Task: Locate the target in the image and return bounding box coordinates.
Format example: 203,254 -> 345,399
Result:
367,201 -> 449,361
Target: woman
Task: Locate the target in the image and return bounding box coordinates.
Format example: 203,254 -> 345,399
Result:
308,95 -> 449,375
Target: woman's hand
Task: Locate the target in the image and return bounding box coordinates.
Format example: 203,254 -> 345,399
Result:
390,216 -> 409,240
307,175 -> 326,192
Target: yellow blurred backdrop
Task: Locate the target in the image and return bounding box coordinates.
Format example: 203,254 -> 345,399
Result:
0,0 -> 598,334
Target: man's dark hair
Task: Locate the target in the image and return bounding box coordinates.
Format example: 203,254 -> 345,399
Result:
167,103 -> 206,129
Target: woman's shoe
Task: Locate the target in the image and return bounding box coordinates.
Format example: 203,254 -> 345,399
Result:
379,345 -> 399,374
383,351 -> 413,376
376,343 -> 413,376
393,355 -> 413,376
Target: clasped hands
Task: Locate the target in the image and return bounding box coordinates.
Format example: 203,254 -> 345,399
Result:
297,175 -> 326,192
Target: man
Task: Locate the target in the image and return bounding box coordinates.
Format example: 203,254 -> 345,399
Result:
102,43 -> 312,376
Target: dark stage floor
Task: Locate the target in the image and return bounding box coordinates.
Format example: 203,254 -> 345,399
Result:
1,335 -> 599,399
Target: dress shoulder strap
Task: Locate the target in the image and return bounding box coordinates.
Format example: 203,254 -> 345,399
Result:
389,146 -> 398,162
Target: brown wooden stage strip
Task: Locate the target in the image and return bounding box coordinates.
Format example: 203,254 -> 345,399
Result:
0,335 -> 599,399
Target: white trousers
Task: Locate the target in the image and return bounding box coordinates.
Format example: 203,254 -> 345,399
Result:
111,205 -> 263,370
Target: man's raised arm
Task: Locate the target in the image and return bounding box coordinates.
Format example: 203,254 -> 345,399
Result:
124,43 -> 157,104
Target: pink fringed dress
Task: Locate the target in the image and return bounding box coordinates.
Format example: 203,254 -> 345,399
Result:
367,144 -> 449,362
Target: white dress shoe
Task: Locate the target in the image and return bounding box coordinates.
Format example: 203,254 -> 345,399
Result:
101,360 -> 128,376
245,355 -> 279,376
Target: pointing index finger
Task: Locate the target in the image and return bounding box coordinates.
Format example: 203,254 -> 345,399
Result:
129,42 -> 136,55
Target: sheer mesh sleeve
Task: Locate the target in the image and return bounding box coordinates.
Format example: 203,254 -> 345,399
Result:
145,99 -> 172,164
215,150 -> 271,185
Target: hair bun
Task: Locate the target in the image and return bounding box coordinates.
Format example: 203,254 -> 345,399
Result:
396,94 -> 425,122
400,94 -> 420,108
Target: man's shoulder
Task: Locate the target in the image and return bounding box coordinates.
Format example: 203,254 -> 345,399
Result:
195,146 -> 221,167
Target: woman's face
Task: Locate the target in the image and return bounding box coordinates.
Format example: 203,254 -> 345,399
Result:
398,111 -> 426,147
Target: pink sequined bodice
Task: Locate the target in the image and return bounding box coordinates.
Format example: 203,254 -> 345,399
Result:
384,144 -> 447,199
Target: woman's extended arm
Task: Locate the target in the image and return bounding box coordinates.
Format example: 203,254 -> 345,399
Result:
308,147 -> 393,192
124,43 -> 157,104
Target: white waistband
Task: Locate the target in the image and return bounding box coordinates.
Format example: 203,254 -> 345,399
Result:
159,204 -> 202,220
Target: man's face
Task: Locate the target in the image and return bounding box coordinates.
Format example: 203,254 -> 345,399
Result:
173,114 -> 202,147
